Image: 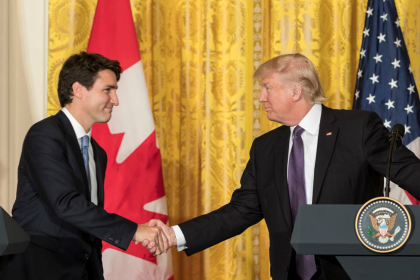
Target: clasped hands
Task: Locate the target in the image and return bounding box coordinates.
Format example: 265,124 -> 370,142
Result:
132,219 -> 176,256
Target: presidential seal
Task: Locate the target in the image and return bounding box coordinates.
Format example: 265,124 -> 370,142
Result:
355,197 -> 411,253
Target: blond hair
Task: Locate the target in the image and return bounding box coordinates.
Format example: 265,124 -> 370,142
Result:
253,53 -> 327,104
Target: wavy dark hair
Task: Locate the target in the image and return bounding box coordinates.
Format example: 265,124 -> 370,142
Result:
57,52 -> 122,107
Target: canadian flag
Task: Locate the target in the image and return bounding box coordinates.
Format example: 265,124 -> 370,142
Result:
87,0 -> 173,279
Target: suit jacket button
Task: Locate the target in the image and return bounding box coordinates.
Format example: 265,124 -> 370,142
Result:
115,240 -> 119,244
85,254 -> 89,260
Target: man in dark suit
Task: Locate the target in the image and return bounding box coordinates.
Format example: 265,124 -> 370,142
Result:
0,52 -> 168,280
144,53 -> 420,279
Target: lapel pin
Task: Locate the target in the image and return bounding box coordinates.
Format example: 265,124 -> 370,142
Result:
326,132 -> 332,136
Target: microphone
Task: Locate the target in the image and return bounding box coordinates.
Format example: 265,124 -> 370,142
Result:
388,124 -> 405,149
385,124 -> 405,197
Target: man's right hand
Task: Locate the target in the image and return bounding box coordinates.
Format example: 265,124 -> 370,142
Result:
141,219 -> 177,255
132,223 -> 169,255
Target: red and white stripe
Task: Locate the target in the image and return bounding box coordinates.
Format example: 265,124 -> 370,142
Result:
390,138 -> 420,205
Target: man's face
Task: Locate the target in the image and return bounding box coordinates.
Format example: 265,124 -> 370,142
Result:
259,72 -> 294,125
82,69 -> 119,124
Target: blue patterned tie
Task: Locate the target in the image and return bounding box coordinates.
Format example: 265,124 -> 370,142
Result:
81,135 -> 91,193
288,126 -> 316,280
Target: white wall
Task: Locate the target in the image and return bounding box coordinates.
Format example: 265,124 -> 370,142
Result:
0,0 -> 48,213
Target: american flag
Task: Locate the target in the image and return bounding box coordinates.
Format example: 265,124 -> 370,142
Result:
353,0 -> 420,204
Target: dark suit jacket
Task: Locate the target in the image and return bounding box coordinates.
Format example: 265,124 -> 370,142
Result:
178,106 -> 420,280
0,111 -> 137,280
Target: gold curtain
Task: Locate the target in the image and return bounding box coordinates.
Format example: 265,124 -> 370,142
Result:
48,0 -> 420,279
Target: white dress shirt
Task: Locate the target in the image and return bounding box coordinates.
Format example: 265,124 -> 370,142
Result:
62,108 -> 98,205
288,103 -> 321,204
172,104 -> 322,250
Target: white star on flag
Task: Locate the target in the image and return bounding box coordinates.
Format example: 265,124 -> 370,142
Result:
366,93 -> 376,104
363,28 -> 370,37
366,7 -> 374,17
405,104 -> 414,114
405,124 -> 411,134
360,49 -> 367,58
370,73 -> 379,84
409,65 -> 412,73
384,119 -> 392,128
395,18 -> 400,27
355,90 -> 360,99
391,59 -> 400,69
388,79 -> 398,89
385,99 -> 395,109
408,84 -> 415,94
357,70 -> 363,79
377,33 -> 386,43
394,38 -> 401,47
380,13 -> 388,21
373,53 -> 383,63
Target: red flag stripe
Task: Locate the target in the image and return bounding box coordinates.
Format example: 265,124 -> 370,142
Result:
87,0 -> 140,70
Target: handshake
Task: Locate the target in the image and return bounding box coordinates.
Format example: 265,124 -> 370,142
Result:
132,219 -> 176,255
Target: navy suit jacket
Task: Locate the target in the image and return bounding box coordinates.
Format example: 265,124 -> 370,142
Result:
0,111 -> 137,280
178,106 -> 420,280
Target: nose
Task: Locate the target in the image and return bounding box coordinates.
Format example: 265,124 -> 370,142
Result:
259,88 -> 267,103
110,90 -> 119,106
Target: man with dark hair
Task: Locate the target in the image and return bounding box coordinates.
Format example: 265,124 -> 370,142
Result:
145,53 -> 420,280
57,52 -> 123,108
0,52 -> 168,280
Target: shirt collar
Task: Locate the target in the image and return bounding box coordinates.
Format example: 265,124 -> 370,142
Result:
291,103 -> 322,136
62,107 -> 91,140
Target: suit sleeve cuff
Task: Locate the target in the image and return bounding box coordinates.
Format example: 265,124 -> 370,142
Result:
172,225 -> 188,251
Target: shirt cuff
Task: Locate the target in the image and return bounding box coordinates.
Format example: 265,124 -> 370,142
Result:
172,225 -> 188,251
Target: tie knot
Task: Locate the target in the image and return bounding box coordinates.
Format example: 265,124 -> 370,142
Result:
293,125 -> 305,137
81,135 -> 89,149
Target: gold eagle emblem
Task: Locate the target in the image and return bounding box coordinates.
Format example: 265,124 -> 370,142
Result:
369,212 -> 397,238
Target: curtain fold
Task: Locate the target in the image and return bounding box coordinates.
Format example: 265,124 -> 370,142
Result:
47,0 -> 420,279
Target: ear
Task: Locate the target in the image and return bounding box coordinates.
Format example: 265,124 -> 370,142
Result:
71,82 -> 84,99
291,83 -> 303,101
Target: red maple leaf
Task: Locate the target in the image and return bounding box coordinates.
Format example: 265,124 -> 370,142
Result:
93,123 -> 168,264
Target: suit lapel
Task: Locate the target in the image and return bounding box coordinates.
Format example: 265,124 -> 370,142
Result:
56,111 -> 91,199
274,126 -> 293,230
313,106 -> 338,204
